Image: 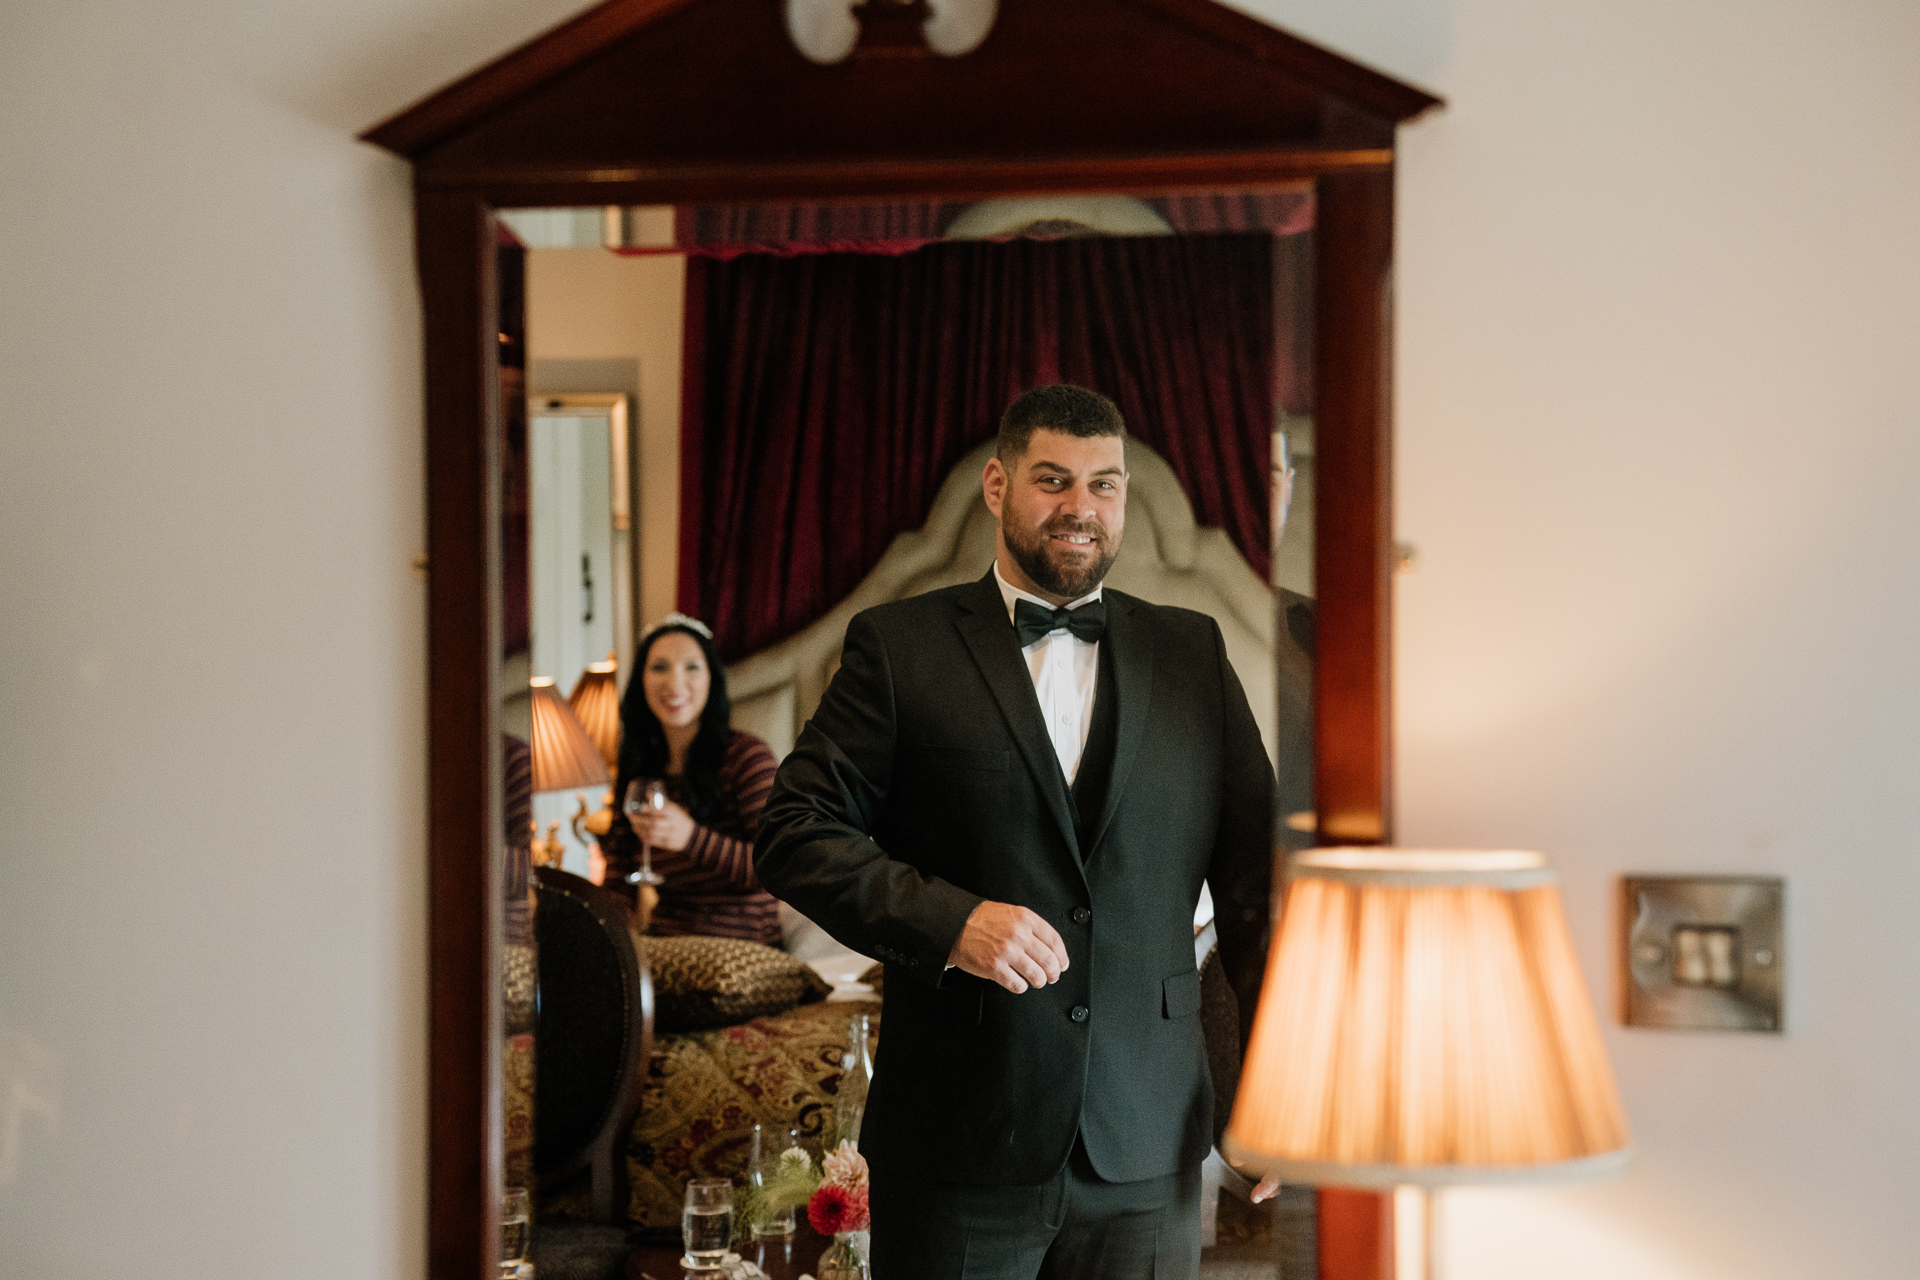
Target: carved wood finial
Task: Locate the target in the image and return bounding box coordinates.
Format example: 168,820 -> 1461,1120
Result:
850,0 -> 935,59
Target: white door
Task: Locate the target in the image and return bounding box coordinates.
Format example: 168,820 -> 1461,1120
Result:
529,410 -> 619,873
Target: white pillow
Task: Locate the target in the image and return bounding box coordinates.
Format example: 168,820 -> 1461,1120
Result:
778,902 -> 878,1000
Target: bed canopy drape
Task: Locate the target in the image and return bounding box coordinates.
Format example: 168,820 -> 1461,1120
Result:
679,230 -> 1299,660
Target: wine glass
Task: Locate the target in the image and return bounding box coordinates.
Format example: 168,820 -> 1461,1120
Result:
500,1187 -> 530,1278
622,778 -> 668,887
681,1177 -> 734,1270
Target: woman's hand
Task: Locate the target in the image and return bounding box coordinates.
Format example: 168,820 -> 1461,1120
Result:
628,798 -> 696,852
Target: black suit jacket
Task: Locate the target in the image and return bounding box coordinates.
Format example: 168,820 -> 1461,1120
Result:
754,571 -> 1274,1186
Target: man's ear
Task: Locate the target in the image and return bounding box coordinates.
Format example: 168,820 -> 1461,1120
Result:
982,456 -> 1006,520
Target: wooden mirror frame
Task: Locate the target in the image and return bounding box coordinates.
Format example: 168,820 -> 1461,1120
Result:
365,2 -> 1440,1274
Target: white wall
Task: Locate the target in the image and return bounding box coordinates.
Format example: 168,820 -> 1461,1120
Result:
1242,0 -> 1920,1275
3,0 -> 1915,1277
0,1 -> 574,1277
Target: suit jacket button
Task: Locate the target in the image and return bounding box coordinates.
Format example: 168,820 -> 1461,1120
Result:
1070,1005 -> 1089,1023
1071,907 -> 1092,924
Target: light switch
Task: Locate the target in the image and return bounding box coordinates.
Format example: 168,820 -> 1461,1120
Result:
1672,925 -> 1739,988
1622,876 -> 1783,1032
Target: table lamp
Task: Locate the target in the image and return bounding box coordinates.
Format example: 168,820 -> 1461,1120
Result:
567,651 -> 621,771
566,652 -> 623,851
1223,848 -> 1631,1277
527,676 -> 610,867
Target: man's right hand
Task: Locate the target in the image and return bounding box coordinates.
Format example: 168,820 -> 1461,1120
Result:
948,901 -> 1070,994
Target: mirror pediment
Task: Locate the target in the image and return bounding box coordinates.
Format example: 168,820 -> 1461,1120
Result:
365,0 -> 1437,191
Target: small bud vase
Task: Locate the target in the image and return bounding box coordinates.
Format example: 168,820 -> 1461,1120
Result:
816,1229 -> 870,1280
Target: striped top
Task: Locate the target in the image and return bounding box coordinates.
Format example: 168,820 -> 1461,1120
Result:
604,730 -> 782,945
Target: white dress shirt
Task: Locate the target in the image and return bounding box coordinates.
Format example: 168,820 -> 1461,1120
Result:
993,563 -> 1103,785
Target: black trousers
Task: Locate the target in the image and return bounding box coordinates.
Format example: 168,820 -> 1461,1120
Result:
868,1136 -> 1202,1280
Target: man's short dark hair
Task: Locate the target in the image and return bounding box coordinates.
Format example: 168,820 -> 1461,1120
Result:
996,384 -> 1127,466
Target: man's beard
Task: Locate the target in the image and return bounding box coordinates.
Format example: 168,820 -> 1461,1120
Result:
1005,516 -> 1117,600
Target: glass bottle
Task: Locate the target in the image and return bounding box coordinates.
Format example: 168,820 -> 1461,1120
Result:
834,1011 -> 873,1147
746,1122 -> 799,1237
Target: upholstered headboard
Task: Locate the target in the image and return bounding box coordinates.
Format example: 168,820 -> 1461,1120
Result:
729,438 -> 1292,773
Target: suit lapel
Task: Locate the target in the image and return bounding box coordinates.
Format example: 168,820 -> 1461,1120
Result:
1084,592 -> 1152,858
953,573 -> 1083,864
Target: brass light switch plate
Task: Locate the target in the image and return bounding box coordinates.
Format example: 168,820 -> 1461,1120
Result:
1622,875 -> 1784,1032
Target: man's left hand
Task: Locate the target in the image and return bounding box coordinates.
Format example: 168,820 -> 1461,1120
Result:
1250,1172 -> 1280,1203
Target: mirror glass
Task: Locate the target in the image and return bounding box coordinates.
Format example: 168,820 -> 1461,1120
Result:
498,188 -> 1319,1260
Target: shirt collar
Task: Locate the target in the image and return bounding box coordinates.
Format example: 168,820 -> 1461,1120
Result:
993,562 -> 1103,627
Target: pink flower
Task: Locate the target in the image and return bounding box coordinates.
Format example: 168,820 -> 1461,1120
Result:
843,1186 -> 870,1232
821,1139 -> 868,1190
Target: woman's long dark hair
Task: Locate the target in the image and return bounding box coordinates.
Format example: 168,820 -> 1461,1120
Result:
615,622 -> 734,825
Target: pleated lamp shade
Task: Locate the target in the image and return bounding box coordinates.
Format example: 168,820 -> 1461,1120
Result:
528,677 -> 611,794
567,653 -> 622,773
1223,849 -> 1631,1187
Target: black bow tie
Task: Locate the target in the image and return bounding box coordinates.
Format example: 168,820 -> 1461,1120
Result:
1013,598 -> 1107,647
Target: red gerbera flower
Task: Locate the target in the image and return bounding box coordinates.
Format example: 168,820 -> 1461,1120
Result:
807,1184 -> 853,1236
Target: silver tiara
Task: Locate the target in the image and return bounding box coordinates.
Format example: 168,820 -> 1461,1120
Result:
651,611 -> 714,640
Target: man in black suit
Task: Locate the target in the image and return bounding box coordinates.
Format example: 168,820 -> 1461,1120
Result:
754,385 -> 1275,1279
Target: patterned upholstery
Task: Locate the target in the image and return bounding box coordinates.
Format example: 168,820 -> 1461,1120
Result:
503,738 -> 537,1192
504,1028 -> 536,1190
623,998 -> 880,1235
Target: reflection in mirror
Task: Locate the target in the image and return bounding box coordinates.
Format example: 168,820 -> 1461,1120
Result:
515,195 -> 1314,788
503,191 -> 1321,1264
497,233 -> 539,1210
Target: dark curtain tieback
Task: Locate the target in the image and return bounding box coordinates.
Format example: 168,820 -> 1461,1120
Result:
1013,598 -> 1108,647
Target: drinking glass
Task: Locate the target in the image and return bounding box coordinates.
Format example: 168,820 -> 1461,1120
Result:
747,1123 -> 801,1236
500,1187 -> 531,1279
682,1177 -> 734,1270
622,778 -> 668,886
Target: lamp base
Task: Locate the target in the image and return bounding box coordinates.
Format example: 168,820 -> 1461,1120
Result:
1394,1186 -> 1435,1280
529,820 -> 566,869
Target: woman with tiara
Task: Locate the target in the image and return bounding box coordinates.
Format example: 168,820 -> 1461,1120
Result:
602,613 -> 782,944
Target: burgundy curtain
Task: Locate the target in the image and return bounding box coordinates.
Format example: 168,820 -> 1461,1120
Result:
498,232 -> 530,658
679,233 -> 1279,661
